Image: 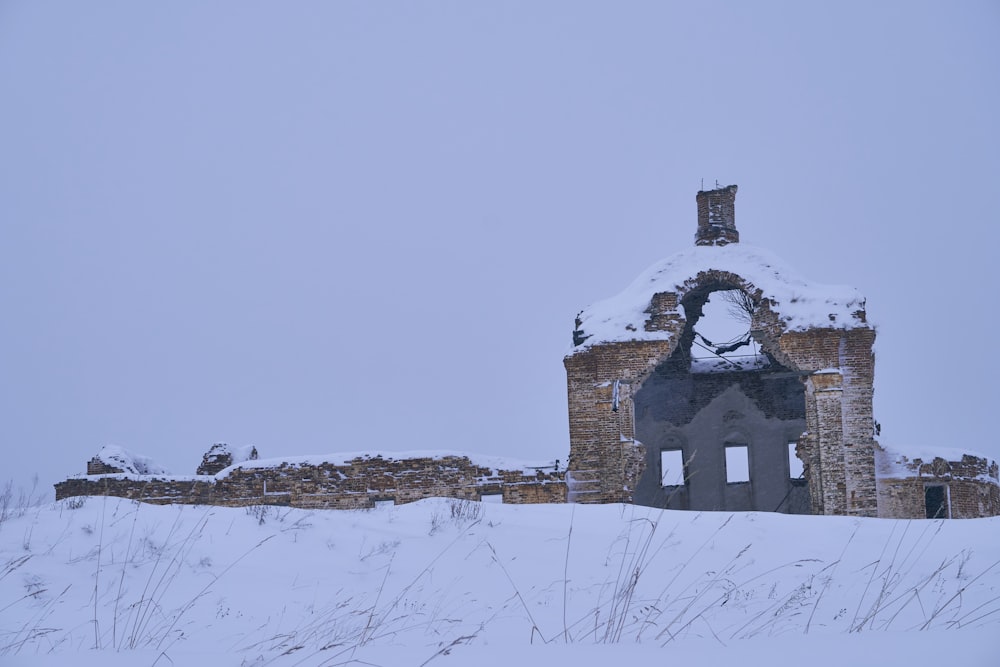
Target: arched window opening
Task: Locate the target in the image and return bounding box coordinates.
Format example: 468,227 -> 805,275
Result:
688,289 -> 762,371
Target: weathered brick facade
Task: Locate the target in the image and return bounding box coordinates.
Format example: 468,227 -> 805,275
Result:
565,327 -> 880,515
564,185 -> 996,519
695,184 -> 739,246
196,443 -> 258,476
566,187 -> 878,515
56,452 -> 565,509
875,448 -> 1000,519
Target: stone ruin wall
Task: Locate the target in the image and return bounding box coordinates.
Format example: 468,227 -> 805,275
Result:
566,260 -> 880,518
564,340 -> 676,504
876,452 -> 1000,520
770,329 -> 878,517
58,442 -> 1000,519
565,329 -> 880,515
57,454 -> 566,509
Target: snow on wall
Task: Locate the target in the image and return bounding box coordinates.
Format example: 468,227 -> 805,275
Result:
203,442 -> 258,464
76,448 -> 559,483
217,450 -> 559,478
875,443 -> 999,483
95,445 -> 169,476
569,244 -> 868,354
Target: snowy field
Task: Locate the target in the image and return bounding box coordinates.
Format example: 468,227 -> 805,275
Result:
1,496 -> 998,666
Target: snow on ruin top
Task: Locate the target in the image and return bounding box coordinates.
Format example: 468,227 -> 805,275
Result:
569,244 -> 868,354
875,443 -> 998,484
218,450 -> 559,478
203,442 -> 258,464
95,445 -> 169,475
76,447 -> 560,481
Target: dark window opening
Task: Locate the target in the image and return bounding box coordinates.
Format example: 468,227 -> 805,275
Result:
924,485 -> 949,519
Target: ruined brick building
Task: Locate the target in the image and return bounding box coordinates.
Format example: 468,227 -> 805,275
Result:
563,185 -> 998,519
55,186 -> 999,519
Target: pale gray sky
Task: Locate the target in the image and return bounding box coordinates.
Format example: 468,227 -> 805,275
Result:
2,1 -> 998,494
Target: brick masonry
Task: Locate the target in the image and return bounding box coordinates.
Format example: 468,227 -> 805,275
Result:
562,185 -> 997,519
876,449 -> 1000,519
565,273 -> 880,516
696,184 -> 740,246
56,453 -> 566,509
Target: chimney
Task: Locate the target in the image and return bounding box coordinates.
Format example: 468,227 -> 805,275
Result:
695,184 -> 739,246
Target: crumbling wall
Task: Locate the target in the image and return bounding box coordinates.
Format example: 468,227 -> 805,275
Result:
564,340 -> 676,503
87,457 -> 124,475
763,328 -> 878,517
55,455 -> 566,508
196,443 -> 258,476
55,476 -> 219,505
876,451 -> 1000,519
566,273 -> 878,516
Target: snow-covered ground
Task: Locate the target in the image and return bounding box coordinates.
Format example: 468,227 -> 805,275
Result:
2,497 -> 998,666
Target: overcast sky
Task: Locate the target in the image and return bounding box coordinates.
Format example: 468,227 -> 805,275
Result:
2,2 -> 998,494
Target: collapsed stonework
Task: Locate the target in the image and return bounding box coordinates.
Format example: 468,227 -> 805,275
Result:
54,186 -> 998,518
56,445 -> 565,508
196,443 -> 259,475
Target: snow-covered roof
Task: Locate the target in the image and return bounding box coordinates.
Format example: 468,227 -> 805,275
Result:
570,244 -> 869,354
94,445 -> 169,475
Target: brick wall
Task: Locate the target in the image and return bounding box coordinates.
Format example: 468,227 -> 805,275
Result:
876,452 -> 1000,519
87,457 -> 124,475
55,476 -> 219,505
55,455 -> 566,508
196,443 -> 258,476
566,275 -> 879,515
695,185 -> 739,246
764,328 -> 877,517
564,340 -> 676,503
